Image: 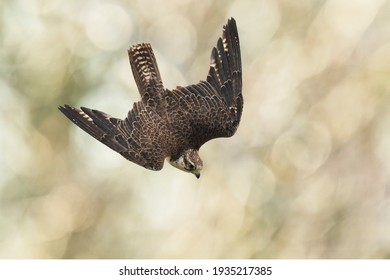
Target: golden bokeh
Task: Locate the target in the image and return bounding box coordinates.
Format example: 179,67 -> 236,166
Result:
1,0 -> 390,258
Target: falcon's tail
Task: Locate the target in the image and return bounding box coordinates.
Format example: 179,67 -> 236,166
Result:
128,43 -> 164,100
207,18 -> 242,117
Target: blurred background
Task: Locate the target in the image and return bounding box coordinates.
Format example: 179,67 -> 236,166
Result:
1,0 -> 390,258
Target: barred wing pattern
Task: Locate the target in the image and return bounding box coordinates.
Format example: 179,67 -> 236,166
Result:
58,102 -> 169,170
165,18 -> 242,154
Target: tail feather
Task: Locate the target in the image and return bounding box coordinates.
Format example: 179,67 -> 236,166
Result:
128,43 -> 164,100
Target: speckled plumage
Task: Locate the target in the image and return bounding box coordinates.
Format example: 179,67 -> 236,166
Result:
59,18 -> 242,176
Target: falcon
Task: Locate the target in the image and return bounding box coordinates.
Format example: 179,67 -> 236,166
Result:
59,18 -> 242,179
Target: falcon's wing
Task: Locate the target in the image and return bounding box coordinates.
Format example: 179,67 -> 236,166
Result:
58,103 -> 168,170
165,18 -> 242,148
207,18 -> 242,119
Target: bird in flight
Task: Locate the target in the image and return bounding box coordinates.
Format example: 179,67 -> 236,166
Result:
59,18 -> 242,179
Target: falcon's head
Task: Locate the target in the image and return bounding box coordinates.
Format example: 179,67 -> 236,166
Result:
169,149 -> 203,179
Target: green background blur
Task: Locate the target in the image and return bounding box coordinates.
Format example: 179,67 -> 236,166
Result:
1,0 -> 390,258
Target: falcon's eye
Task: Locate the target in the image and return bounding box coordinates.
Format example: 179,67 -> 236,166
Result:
187,163 -> 195,171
